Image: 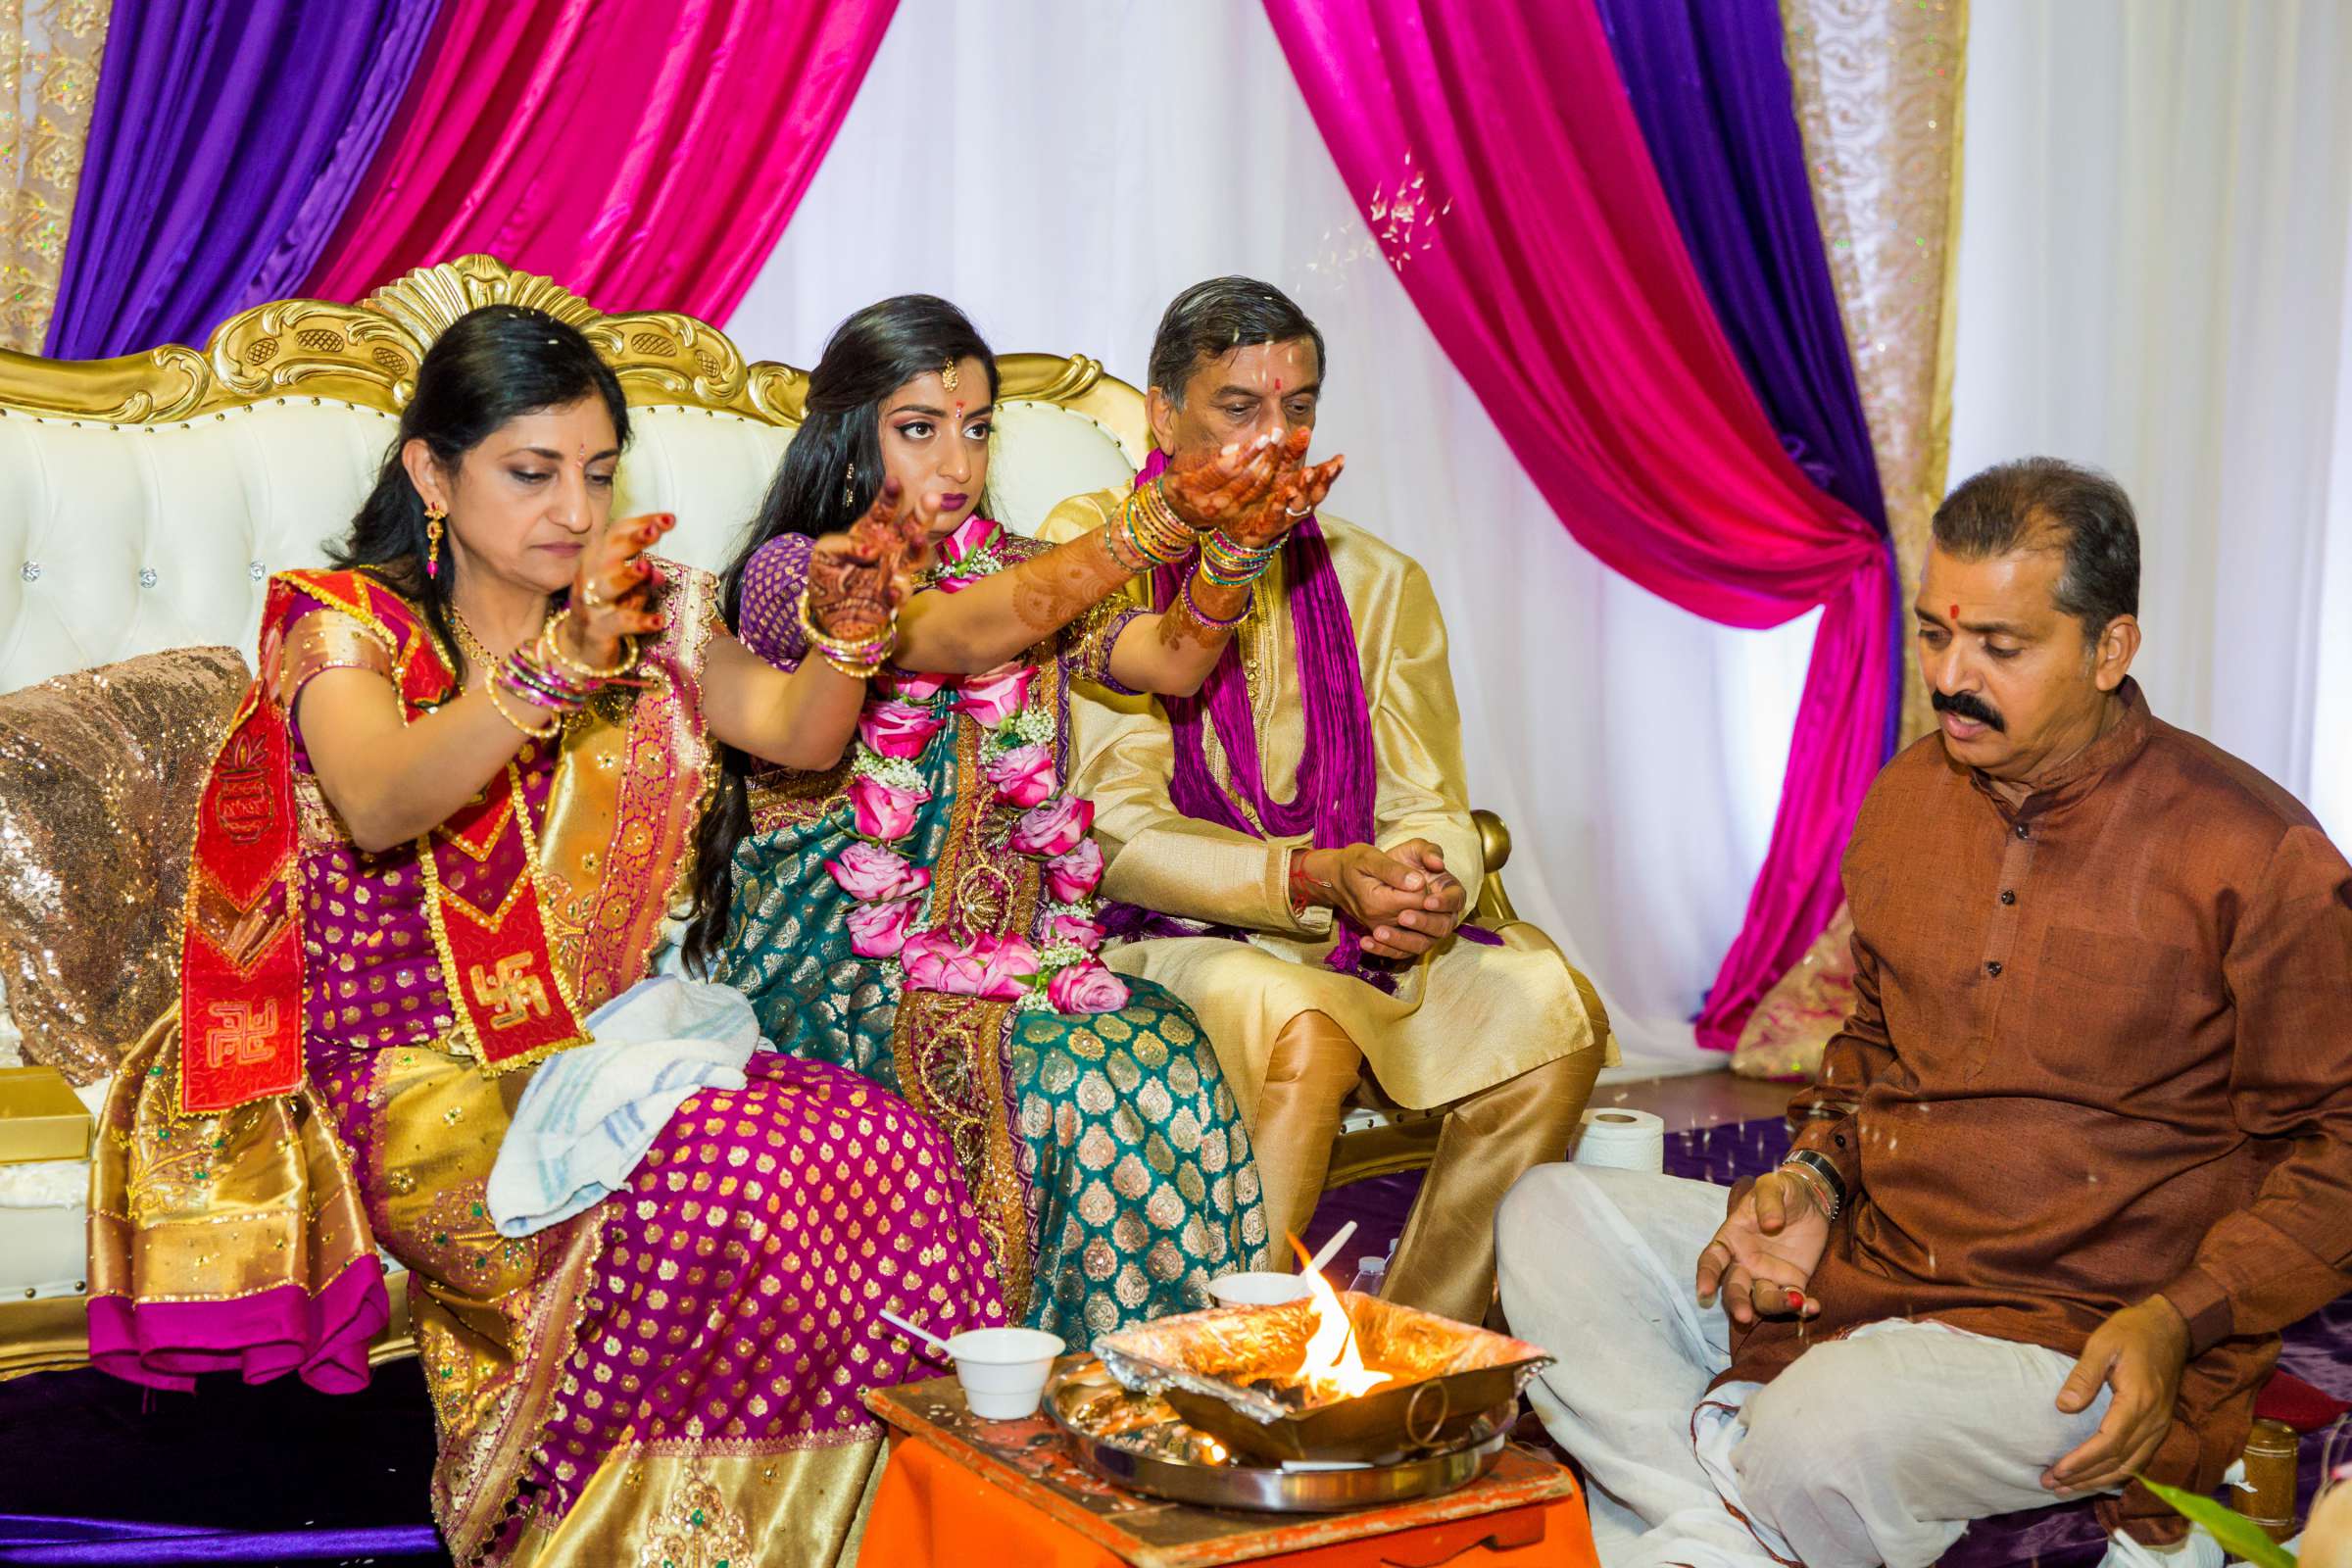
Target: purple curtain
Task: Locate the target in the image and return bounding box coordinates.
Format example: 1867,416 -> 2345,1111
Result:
44,0 -> 445,360
1593,0 -> 1905,757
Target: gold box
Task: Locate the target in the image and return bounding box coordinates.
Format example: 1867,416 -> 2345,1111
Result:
0,1065 -> 92,1164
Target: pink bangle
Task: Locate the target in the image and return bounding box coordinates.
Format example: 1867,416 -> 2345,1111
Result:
1182,572 -> 1250,630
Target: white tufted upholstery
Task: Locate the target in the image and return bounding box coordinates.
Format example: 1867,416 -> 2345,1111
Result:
0,395 -> 1144,696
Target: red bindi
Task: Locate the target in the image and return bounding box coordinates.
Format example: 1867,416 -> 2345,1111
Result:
1949,604 -> 1960,620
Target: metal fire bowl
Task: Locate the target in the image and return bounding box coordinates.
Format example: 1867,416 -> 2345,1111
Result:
1048,1360 -> 1512,1513
1092,1291 -> 1553,1466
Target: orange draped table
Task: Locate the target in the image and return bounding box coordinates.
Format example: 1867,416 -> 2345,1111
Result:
860,1366 -> 1598,1568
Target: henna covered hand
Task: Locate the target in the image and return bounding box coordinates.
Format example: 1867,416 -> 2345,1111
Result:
808,477 -> 920,641
1228,448 -> 1346,550
1159,430 -> 1287,534
566,513 -> 671,666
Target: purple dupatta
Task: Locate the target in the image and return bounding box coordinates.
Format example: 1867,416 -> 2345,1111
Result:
1115,451 -> 1400,983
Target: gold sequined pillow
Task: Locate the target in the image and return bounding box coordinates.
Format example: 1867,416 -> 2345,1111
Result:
0,648 -> 250,1083
1729,903 -> 1856,1084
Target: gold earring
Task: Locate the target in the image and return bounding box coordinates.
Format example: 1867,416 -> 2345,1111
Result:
424,505 -> 447,579
842,462 -> 857,512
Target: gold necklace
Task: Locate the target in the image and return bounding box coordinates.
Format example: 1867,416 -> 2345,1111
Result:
448,607 -> 497,675
449,603 -> 556,670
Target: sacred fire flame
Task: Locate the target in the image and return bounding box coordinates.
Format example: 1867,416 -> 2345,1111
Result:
1287,1236 -> 1392,1400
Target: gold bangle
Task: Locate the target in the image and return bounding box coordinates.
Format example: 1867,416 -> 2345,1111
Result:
1119,487 -> 1194,566
1140,480 -> 1196,551
541,607 -> 638,680
1102,513 -> 1152,574
821,652 -> 885,680
485,674 -> 562,739
797,590 -> 896,665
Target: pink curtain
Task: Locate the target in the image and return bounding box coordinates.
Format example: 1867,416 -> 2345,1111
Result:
1262,0 -> 1899,1051
303,0 -> 896,319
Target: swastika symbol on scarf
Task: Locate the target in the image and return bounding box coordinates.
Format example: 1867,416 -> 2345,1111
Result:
202,1000 -> 279,1066
470,954 -> 551,1031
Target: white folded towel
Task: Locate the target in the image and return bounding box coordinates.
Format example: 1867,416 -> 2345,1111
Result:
485,975 -> 765,1237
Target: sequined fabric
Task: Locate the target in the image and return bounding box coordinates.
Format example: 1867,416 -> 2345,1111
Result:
0,0 -> 113,351
1729,902 -> 1854,1082
723,778 -> 1266,1343
0,646 -> 248,1082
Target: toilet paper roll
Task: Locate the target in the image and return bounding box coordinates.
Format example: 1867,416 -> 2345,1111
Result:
1571,1107 -> 1666,1173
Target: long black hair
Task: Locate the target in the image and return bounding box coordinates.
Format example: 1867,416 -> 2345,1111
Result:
682,294 -> 1000,975
330,304 -> 629,682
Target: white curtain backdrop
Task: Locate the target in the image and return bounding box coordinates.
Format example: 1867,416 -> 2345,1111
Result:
1949,0 -> 2352,840
725,0 -> 1818,1072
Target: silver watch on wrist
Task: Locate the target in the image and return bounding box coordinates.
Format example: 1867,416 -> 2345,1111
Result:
1779,1149 -> 1847,1223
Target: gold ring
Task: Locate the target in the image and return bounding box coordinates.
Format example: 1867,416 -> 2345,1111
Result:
581,578 -> 606,610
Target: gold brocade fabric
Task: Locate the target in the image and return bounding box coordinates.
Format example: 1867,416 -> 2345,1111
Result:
1780,0 -> 1969,747
0,647 -> 250,1082
1757,1 -> 1967,1073
1729,902 -> 1856,1081
504,1444 -> 885,1568
1043,496 -> 1611,1121
87,1011 -> 378,1340
0,0 -> 111,351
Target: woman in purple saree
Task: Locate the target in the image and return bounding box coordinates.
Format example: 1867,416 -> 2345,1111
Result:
86,307 -> 1003,1567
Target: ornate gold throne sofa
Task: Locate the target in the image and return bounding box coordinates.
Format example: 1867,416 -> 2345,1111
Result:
0,256 -> 1513,1378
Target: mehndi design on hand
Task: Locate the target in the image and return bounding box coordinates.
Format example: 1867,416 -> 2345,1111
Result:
808,478 -> 921,641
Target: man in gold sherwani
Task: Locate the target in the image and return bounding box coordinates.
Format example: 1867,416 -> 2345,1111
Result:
1039,276 -> 1613,1323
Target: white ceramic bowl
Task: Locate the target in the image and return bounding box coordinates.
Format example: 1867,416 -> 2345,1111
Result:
946,1327 -> 1065,1420
1205,1270 -> 1314,1306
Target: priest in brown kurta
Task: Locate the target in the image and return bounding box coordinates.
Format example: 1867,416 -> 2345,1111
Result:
1499,457 -> 2352,1568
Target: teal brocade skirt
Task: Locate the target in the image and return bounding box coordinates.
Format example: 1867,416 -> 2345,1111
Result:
713,804 -> 1268,1342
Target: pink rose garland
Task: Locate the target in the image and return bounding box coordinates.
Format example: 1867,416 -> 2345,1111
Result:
829,518 -> 1126,1016
848,773 -> 929,841
985,743 -> 1057,808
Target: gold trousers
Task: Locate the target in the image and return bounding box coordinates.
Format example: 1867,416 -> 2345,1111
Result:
1255,1009 -> 1602,1324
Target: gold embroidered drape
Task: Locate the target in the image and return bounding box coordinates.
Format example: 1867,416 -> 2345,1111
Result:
1736,0 -> 1967,1080
1781,0 -> 1968,747
0,0 -> 111,352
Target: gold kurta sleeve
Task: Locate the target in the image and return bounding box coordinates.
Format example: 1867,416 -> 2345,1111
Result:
1043,493 -> 1327,937
1362,553 -> 1486,907
1048,498 -> 1611,1116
